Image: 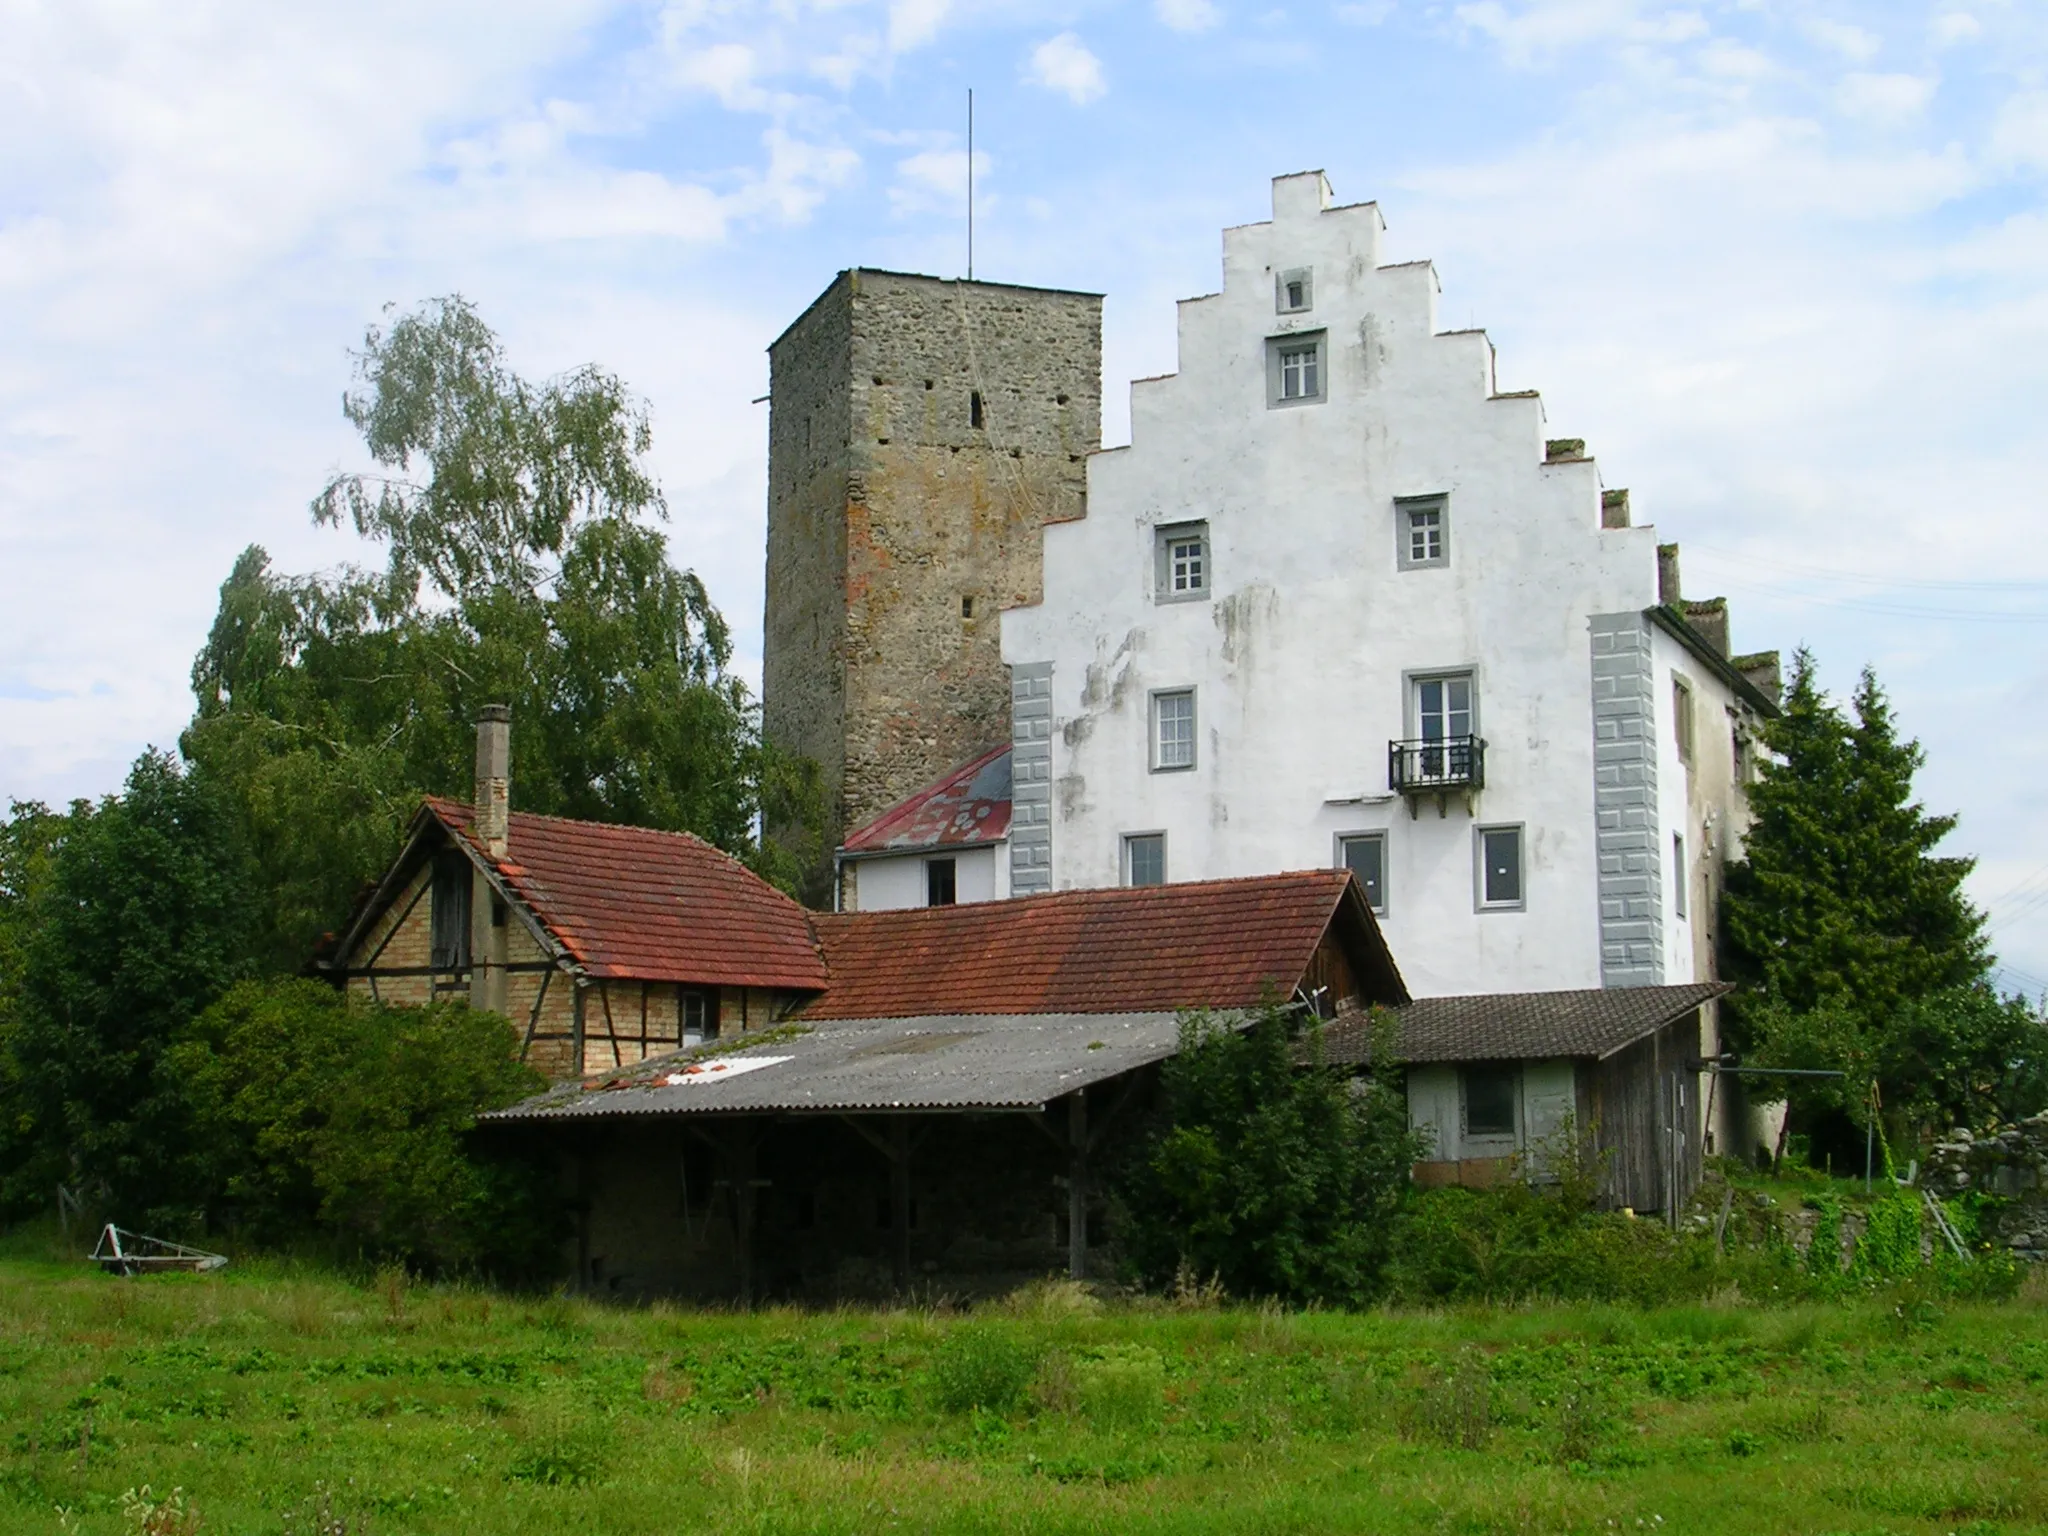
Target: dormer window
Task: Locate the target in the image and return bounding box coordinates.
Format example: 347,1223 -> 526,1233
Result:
1276,267 -> 1313,314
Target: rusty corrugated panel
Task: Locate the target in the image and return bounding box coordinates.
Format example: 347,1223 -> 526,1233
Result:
841,745 -> 1013,853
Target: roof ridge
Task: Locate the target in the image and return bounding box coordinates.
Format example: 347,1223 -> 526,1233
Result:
816,866 -> 1348,925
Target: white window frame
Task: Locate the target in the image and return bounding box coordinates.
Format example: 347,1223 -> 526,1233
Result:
1123,831 -> 1167,887
1673,675 -> 1695,764
1150,688 -> 1197,772
1154,521 -> 1211,603
1266,332 -> 1326,408
1396,494 -> 1450,570
1276,267 -> 1314,314
1336,831 -> 1388,915
1475,822 -> 1526,912
925,855 -> 958,908
1673,833 -> 1688,921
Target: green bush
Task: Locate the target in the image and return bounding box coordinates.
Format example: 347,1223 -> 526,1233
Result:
929,1327 -> 1037,1416
168,978 -> 557,1275
1117,1002 -> 1420,1305
1075,1344 -> 1165,1432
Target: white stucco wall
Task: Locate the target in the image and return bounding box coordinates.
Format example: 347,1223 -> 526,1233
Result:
842,844 -> 1004,911
1002,171 -> 1679,997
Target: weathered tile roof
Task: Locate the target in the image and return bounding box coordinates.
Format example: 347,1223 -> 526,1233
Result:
1320,981 -> 1731,1065
485,1011 -> 1190,1121
841,745 -> 1013,854
424,797 -> 828,992
805,869 -> 1405,1020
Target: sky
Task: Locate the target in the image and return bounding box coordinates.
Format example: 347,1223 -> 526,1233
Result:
3,0 -> 2047,987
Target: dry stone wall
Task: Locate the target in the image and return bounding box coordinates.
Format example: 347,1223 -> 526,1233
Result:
1924,1113 -> 2048,1260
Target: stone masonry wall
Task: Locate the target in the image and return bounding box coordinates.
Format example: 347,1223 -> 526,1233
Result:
1924,1112 -> 2048,1260
764,269 -> 1101,887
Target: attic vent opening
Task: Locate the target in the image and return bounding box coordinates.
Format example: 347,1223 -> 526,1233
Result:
970,390 -> 984,429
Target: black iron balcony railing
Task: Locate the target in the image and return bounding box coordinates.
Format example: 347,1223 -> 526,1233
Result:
1389,735 -> 1486,794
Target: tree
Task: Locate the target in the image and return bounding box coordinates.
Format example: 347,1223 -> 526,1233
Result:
1,754 -> 258,1219
184,297 -> 820,969
168,979 -> 556,1274
1723,651 -> 1990,1143
1116,1002 -> 1420,1305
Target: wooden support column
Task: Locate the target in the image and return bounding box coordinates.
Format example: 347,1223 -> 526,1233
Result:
571,984 -> 588,1076
890,1115 -> 913,1292
727,1122 -> 762,1308
1068,1089 -> 1088,1282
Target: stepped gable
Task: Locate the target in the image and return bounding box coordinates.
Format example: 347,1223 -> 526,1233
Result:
425,797 -> 827,992
806,868 -> 1404,1020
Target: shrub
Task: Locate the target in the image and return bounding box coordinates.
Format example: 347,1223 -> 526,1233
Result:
929,1327 -> 1037,1416
168,978 -> 557,1275
1117,1002 -> 1420,1305
1076,1344 -> 1165,1432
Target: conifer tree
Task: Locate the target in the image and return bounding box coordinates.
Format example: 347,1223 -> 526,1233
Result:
1723,650 -> 1989,1137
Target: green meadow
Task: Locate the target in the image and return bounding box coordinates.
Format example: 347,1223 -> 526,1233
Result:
3,1235 -> 2046,1536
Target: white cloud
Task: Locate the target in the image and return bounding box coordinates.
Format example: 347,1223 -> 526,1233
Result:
1932,12 -> 1980,47
1334,1 -> 1395,22
1157,0 -> 1224,32
888,0 -> 951,53
1836,72 -> 1935,123
674,42 -> 770,110
1799,16 -> 1881,62
1454,0 -> 1705,66
1990,91 -> 2048,170
1025,33 -> 1107,104
890,147 -> 991,216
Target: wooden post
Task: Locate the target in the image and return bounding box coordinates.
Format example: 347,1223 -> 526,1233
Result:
1068,1089 -> 1088,1281
730,1123 -> 759,1308
891,1116 -> 912,1292
571,984 -> 587,1076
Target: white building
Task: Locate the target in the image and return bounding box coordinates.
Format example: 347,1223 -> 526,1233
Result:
998,171 -> 1778,1004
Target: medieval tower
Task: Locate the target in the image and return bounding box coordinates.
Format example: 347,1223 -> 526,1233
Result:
763,269 -> 1102,892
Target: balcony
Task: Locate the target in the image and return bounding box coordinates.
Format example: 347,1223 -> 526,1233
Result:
1389,735 -> 1485,815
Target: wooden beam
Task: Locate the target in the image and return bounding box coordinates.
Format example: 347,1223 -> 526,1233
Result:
520,967 -> 554,1060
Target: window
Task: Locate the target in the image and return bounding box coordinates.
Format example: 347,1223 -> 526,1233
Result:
1732,724 -> 1749,783
1673,834 -> 1688,920
1477,824 -> 1524,910
681,991 -> 712,1045
926,857 -> 957,907
1276,267 -> 1313,313
1462,1066 -> 1519,1139
1673,677 -> 1695,763
961,595 -> 975,619
429,852 -> 471,971
1154,521 -> 1210,601
1407,671 -> 1477,782
970,390 -> 984,428
1151,689 -> 1197,771
1124,832 -> 1166,887
1397,495 -> 1449,569
1267,333 -> 1326,407
1337,832 -> 1387,913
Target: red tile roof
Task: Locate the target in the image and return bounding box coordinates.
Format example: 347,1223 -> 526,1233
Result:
424,797 -> 828,992
842,745 -> 1013,853
805,869 -> 1404,1020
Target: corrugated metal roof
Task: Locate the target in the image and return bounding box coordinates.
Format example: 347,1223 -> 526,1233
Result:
1318,982 -> 1731,1065
483,1011 -> 1191,1122
423,798 -> 829,992
840,745 -> 1013,854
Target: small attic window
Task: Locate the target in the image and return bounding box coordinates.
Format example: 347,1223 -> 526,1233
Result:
1277,267 -> 1313,314
961,595 -> 975,619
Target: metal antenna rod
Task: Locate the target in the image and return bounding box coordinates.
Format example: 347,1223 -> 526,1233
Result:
967,87 -> 974,281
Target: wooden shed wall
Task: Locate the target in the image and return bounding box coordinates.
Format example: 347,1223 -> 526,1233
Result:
1584,1012 -> 1703,1214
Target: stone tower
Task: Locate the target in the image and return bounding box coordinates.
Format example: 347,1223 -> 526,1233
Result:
763,269 -> 1102,889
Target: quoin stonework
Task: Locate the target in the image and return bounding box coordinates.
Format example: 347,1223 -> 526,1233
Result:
762,269 -> 1102,891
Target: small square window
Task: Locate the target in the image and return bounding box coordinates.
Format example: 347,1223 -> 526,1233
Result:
1125,832 -> 1166,887
1151,690 -> 1196,771
1477,824 -> 1524,910
926,857 -> 957,907
1463,1065 -> 1518,1138
681,990 -> 711,1045
1397,495 -> 1449,569
1673,834 -> 1687,920
1276,267 -> 1313,314
1267,333 -> 1326,408
1337,832 -> 1386,913
1154,521 -> 1210,602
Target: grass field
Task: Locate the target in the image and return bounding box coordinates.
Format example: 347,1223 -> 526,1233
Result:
3,1233 -> 2046,1535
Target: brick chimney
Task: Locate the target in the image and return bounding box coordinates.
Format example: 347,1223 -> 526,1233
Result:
474,705 -> 511,859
